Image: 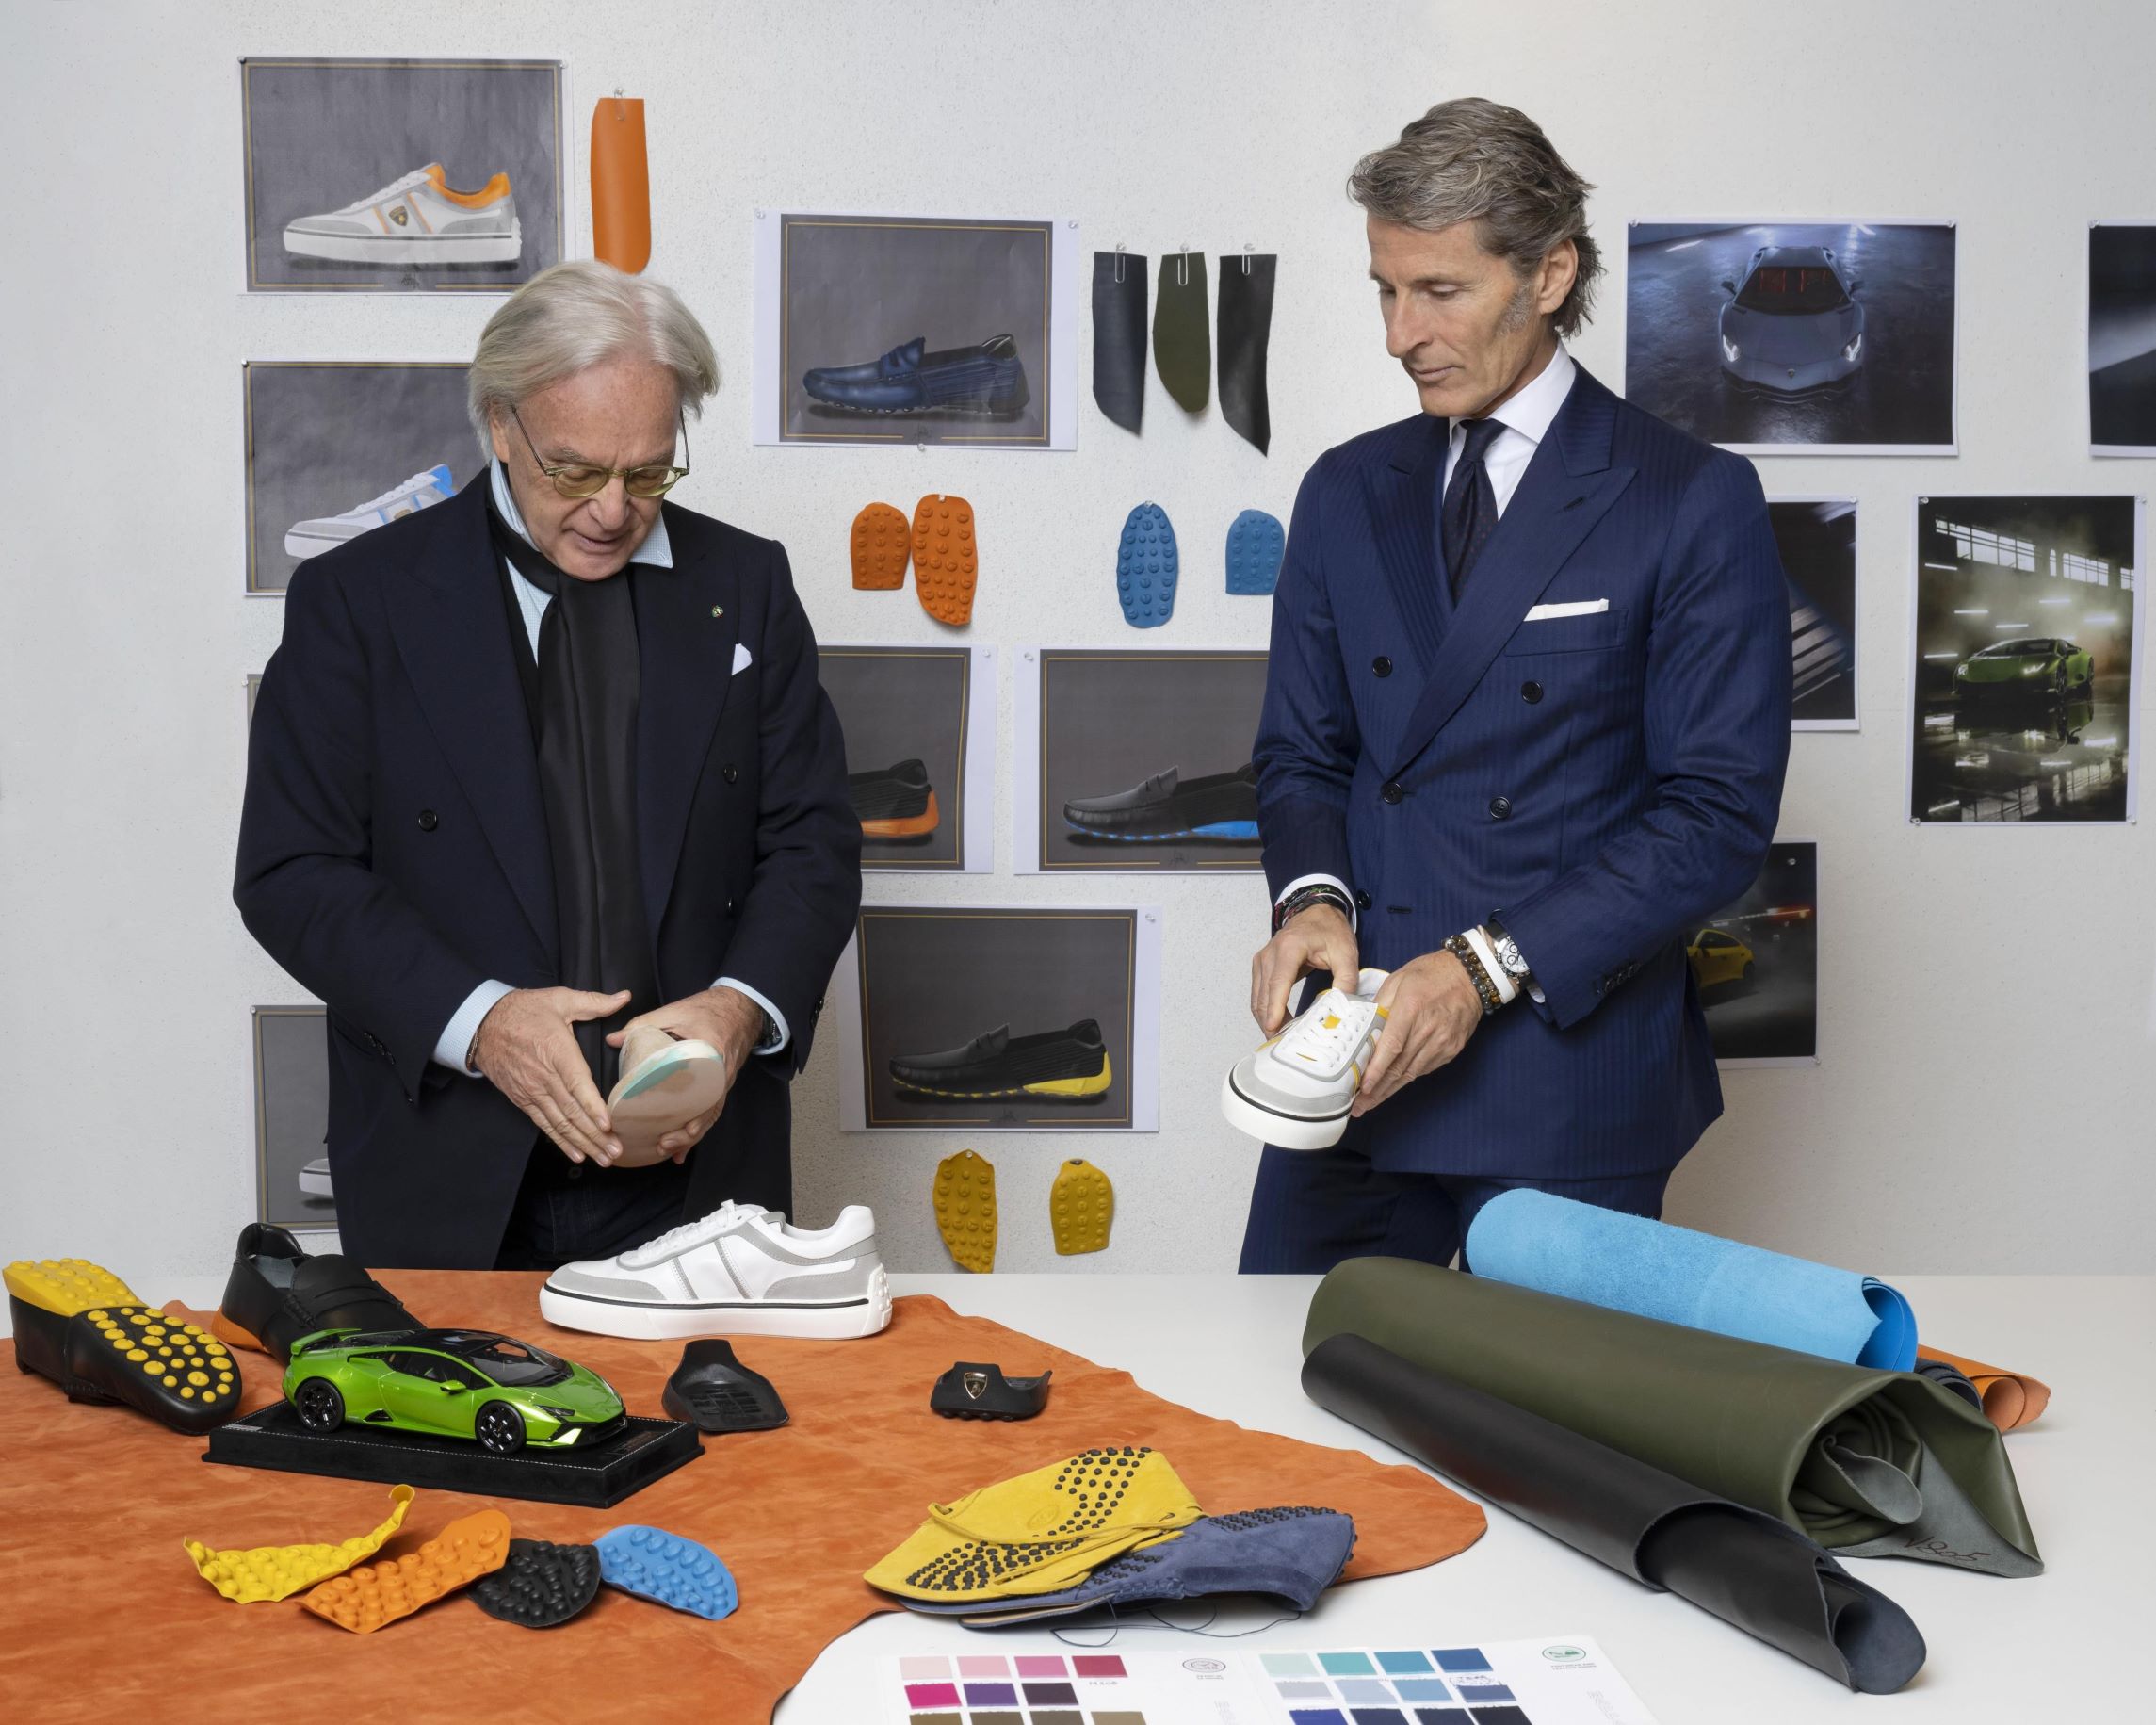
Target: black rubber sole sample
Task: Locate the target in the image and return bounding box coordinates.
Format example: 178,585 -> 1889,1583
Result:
471,1538 -> 603,1628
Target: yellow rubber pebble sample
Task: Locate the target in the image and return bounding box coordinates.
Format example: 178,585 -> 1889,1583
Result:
1049,1158 -> 1115,1256
300,1507 -> 511,1632
911,495 -> 979,627
3,1259 -> 144,1316
932,1148 -> 997,1274
850,500 -> 913,590
186,1485 -> 417,1604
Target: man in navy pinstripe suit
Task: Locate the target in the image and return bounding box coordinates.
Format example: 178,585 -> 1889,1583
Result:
1240,99 -> 1791,1273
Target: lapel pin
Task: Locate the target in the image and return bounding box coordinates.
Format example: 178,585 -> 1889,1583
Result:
710,605 -> 725,619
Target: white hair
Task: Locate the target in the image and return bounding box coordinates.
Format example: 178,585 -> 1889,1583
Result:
467,260 -> 720,458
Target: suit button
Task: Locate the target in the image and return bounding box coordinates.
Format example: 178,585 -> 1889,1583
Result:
416,809 -> 438,831
1381,781 -> 1403,805
1372,656 -> 1393,677
722,764 -> 739,785
1520,680 -> 1544,703
1488,795 -> 1512,820
724,897 -> 736,916
1354,888 -> 1372,912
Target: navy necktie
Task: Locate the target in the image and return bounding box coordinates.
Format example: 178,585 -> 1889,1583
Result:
1442,416 -> 1507,596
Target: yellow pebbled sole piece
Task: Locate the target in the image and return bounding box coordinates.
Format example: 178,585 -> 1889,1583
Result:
300,1508 -> 511,1634
4,1258 -> 145,1317
186,1485 -> 416,1603
1050,1159 -> 1114,1256
932,1148 -> 997,1274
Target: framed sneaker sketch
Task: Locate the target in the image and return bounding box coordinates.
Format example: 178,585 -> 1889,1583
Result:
832,906 -> 1161,1131
244,361 -> 472,594
253,1005 -> 337,1235
750,209 -> 1080,448
1015,647 -> 1269,872
240,57 -> 564,292
817,643 -> 997,872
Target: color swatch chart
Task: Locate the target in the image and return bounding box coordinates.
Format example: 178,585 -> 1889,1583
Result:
884,1638 -> 1659,1725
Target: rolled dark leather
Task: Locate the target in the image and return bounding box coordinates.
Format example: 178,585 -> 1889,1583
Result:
1304,1333 -> 1926,1693
1304,1258 -> 2041,1578
1092,252 -> 1147,433
1152,252 -> 1210,413
1216,252 -> 1275,453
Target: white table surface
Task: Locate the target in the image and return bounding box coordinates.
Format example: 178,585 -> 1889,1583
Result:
53,1271 -> 2147,1721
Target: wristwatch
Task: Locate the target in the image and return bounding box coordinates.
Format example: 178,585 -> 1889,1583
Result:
1483,915 -> 1535,995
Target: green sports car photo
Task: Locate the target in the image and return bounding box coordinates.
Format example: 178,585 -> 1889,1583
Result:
284,1326 -> 626,1454
1953,636 -> 2095,701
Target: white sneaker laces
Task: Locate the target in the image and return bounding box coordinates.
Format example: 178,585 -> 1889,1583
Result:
337,168 -> 432,213
350,469 -> 443,513
1276,992 -> 1370,1068
622,1199 -> 775,1266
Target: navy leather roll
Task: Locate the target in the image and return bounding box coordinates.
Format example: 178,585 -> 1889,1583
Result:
1304,1333 -> 1928,1694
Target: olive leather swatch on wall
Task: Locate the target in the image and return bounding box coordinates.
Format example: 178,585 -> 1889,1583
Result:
590,97 -> 651,274
1152,252 -> 1210,413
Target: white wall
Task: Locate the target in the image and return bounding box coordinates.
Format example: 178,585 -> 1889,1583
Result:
2,1 -> 2150,1288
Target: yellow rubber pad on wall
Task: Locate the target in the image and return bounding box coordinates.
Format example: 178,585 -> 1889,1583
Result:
1050,1159 -> 1114,1256
186,1485 -> 416,1603
851,501 -> 912,589
933,1148 -> 997,1273
4,1258 -> 144,1316
300,1508 -> 511,1634
912,495 -> 979,625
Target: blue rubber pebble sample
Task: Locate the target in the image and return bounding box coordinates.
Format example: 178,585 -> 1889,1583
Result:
1116,502 -> 1179,628
594,1524 -> 738,1620
1225,508 -> 1285,595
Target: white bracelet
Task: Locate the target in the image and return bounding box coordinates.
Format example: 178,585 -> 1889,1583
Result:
1462,925 -> 1517,1006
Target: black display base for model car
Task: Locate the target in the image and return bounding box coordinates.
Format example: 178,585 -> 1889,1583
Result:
203,1398 -> 701,1507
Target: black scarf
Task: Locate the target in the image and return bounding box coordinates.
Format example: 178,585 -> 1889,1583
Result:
485,495 -> 659,1093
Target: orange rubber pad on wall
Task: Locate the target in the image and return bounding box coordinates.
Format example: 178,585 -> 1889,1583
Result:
933,1148 -> 997,1273
912,496 -> 979,625
851,502 -> 912,589
300,1508 -> 511,1633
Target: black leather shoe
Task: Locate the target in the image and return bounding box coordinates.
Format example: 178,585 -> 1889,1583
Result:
7,1258 -> 242,1435
213,1223 -> 417,1362
1063,763 -> 1258,841
931,1360 -> 1053,1421
661,1339 -> 788,1432
889,1021 -> 1110,1101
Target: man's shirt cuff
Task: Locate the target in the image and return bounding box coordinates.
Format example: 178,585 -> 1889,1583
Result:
1274,872 -> 1358,932
715,976 -> 789,1055
433,979 -> 515,1075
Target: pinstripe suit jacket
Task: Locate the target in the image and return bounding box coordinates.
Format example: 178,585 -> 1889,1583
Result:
1253,365 -> 1791,1178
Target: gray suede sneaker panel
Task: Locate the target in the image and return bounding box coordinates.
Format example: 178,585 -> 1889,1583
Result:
550,1268 -> 667,1301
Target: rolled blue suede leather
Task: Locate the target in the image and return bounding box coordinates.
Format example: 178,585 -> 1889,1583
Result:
1467,1189 -> 1918,1371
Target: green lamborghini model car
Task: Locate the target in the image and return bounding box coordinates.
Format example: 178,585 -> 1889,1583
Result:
283,1326 -> 625,1454
1953,637 -> 2095,701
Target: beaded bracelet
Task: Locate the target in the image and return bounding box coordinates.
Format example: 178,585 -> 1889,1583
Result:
1444,932 -> 1502,1017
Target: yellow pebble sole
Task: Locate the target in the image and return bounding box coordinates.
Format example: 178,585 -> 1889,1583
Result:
1050,1158 -> 1114,1256
186,1485 -> 416,1603
4,1258 -> 145,1316
932,1148 -> 998,1274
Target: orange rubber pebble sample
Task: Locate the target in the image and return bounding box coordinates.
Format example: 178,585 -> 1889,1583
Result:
851,501 -> 912,590
932,1148 -> 997,1274
1050,1158 -> 1114,1256
911,495 -> 979,626
300,1508 -> 511,1634
185,1485 -> 416,1603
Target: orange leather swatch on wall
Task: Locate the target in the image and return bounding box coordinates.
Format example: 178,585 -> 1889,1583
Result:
1918,1345 -> 2052,1432
591,97 -> 651,273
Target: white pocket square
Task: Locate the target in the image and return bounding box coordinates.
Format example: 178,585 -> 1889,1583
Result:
731,643 -> 754,675
1524,599 -> 1610,621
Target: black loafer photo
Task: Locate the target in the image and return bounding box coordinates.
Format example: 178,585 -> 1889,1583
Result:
213,1223 -> 418,1362
889,1019 -> 1111,1102
931,1361 -> 1053,1421
1063,763 -> 1259,843
850,758 -> 941,839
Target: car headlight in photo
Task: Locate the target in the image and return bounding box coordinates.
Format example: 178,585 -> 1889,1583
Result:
1721,334 -> 1740,363
1841,332 -> 1863,362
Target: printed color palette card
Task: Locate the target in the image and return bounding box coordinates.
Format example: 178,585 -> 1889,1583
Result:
885,1638 -> 1660,1725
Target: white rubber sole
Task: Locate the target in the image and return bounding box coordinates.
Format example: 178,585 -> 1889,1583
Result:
539,1264 -> 893,1342
284,529 -> 349,559
282,224 -> 522,265
299,1159 -> 335,1197
607,1041 -> 729,1168
1220,1069 -> 1351,1151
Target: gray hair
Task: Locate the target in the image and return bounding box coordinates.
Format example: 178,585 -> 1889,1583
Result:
1348,97 -> 1604,339
467,260 -> 721,458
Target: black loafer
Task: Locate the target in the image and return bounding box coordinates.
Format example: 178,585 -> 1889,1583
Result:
213,1223 -> 418,1363
931,1360 -> 1052,1421
889,1020 -> 1111,1101
7,1258 -> 243,1436
662,1339 -> 789,1433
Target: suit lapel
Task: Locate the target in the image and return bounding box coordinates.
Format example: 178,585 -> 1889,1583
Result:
634,503 -> 742,925
1385,367 -> 1636,779
384,482 -> 558,958
1367,415 -> 1451,675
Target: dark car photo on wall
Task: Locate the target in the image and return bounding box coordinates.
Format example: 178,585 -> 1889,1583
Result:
1626,220 -> 1956,452
1768,498 -> 1858,729
2090,222 -> 2156,455
1908,495 -> 2142,823
1693,841 -> 1818,1066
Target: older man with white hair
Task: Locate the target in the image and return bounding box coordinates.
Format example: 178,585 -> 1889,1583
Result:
237,261 -> 861,1269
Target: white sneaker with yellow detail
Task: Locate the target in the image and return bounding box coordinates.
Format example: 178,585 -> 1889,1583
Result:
1220,968 -> 1389,1150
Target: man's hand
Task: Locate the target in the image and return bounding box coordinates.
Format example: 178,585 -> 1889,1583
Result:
1352,950 -> 1483,1115
1251,903 -> 1361,1035
473,986 -> 631,1164
605,986 -> 764,1161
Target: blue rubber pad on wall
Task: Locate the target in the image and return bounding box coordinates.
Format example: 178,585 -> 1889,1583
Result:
1117,502 -> 1179,627
594,1524 -> 738,1619
1225,508 -> 1284,594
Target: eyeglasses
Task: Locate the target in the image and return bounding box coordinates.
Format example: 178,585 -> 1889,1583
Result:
511,406 -> 690,499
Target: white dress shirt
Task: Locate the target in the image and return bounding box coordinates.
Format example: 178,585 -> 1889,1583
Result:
1273,344 -> 1579,942
430,464 -> 788,1075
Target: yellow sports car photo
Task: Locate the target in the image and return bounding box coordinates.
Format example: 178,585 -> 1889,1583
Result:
1687,928 -> 1756,990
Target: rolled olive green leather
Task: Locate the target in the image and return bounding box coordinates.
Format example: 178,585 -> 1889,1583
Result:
1303,1258 -> 2040,1577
